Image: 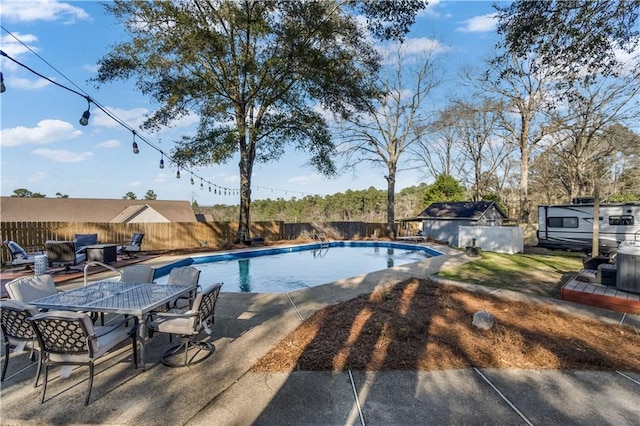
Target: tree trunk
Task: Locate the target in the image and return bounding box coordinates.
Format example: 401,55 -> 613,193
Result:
519,148 -> 530,224
236,131 -> 255,243
386,169 -> 396,239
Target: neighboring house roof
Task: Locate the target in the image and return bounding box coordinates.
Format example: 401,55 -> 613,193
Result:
0,197 -> 197,223
415,201 -> 508,220
109,204 -> 170,223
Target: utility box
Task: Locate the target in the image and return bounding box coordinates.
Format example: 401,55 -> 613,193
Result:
616,240 -> 640,293
598,263 -> 616,286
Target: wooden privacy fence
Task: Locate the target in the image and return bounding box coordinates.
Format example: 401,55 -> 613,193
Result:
1,221 -> 389,265
1,221 -> 282,265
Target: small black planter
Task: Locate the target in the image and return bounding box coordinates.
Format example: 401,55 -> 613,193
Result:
465,246 -> 481,257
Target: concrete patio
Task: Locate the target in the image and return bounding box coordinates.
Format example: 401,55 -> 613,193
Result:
1,246 -> 639,425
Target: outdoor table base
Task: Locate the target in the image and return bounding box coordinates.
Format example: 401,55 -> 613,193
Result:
31,281 -> 196,370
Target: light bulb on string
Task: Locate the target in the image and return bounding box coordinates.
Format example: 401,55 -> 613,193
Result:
190,173 -> 194,185
0,72 -> 5,93
79,97 -> 91,126
200,179 -> 203,190
131,131 -> 139,154
176,168 -> 181,179
159,153 -> 164,169
208,185 -> 211,192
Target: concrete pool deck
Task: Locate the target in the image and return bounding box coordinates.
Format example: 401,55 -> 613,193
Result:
1,245 -> 639,424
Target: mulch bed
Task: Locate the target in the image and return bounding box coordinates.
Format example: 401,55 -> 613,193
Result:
252,278 -> 640,372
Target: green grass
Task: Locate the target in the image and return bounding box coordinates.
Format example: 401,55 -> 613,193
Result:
437,250 -> 584,298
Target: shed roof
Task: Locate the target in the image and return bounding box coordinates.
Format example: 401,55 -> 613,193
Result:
0,197 -> 197,223
415,201 -> 508,220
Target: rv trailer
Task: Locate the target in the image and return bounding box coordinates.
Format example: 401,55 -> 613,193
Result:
537,202 -> 640,254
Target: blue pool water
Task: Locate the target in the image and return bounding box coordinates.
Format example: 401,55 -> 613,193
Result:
155,241 -> 442,293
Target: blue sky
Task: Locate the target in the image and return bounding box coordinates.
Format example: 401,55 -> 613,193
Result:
0,0 -> 503,204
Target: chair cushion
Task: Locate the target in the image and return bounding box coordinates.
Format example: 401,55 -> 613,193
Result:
150,315 -> 195,335
7,241 -> 28,259
74,234 -> 98,252
5,274 -> 57,302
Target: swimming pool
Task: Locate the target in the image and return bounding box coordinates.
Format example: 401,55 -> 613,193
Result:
155,241 -> 442,293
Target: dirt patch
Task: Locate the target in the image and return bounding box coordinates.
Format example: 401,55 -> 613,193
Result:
252,278 -> 640,372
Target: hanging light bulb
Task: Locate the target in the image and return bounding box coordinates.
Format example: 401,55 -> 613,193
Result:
190,174 -> 194,185
200,179 -> 203,190
131,131 -> 139,154
0,72 -> 6,93
79,97 -> 91,126
176,168 -> 181,179
208,185 -> 211,192
159,154 -> 165,169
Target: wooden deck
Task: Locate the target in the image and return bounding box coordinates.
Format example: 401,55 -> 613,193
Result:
562,278 -> 640,315
1,254 -> 158,298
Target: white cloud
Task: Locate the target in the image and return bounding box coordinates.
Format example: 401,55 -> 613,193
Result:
96,139 -> 122,148
92,107 -> 148,129
129,181 -> 143,187
0,33 -> 39,59
417,0 -> 443,18
154,173 -> 171,183
457,13 -> 498,33
7,77 -> 51,90
28,171 -> 48,183
0,119 -> 82,147
378,37 -> 448,58
0,1 -> 90,24
31,148 -> 93,162
288,174 -> 322,185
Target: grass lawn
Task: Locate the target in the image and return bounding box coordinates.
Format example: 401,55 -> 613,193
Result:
436,248 -> 584,298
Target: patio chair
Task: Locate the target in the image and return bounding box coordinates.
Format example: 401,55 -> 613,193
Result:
119,265 -> 155,283
45,241 -> 86,273
28,310 -> 138,405
0,300 -> 42,385
3,240 -> 43,270
147,282 -> 222,367
166,266 -> 201,309
118,233 -> 145,258
5,274 -> 58,302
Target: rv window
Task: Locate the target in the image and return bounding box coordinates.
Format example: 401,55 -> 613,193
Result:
548,217 -> 579,228
609,215 -> 634,226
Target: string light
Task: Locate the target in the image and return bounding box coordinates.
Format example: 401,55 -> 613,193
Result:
79,97 -> 91,126
0,46 -> 301,200
131,131 -> 140,154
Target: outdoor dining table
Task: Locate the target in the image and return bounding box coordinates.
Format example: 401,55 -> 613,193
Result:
30,281 -> 196,370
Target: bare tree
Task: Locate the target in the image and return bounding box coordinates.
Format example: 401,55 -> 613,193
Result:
548,74 -> 640,201
337,42 -> 440,238
476,54 -> 559,223
443,98 -> 514,201
412,108 -> 466,181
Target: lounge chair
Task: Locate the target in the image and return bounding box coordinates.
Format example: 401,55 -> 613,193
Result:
3,240 -> 43,270
118,233 -> 145,258
45,241 -> 86,273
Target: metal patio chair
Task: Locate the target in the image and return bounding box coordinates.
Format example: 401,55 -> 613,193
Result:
147,282 -> 222,367
0,300 -> 41,385
28,310 -> 138,405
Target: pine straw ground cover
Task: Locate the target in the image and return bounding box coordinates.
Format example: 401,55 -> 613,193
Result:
252,278 -> 640,373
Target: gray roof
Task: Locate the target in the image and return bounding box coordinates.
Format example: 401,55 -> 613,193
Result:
0,197 -> 197,222
416,201 -> 508,220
